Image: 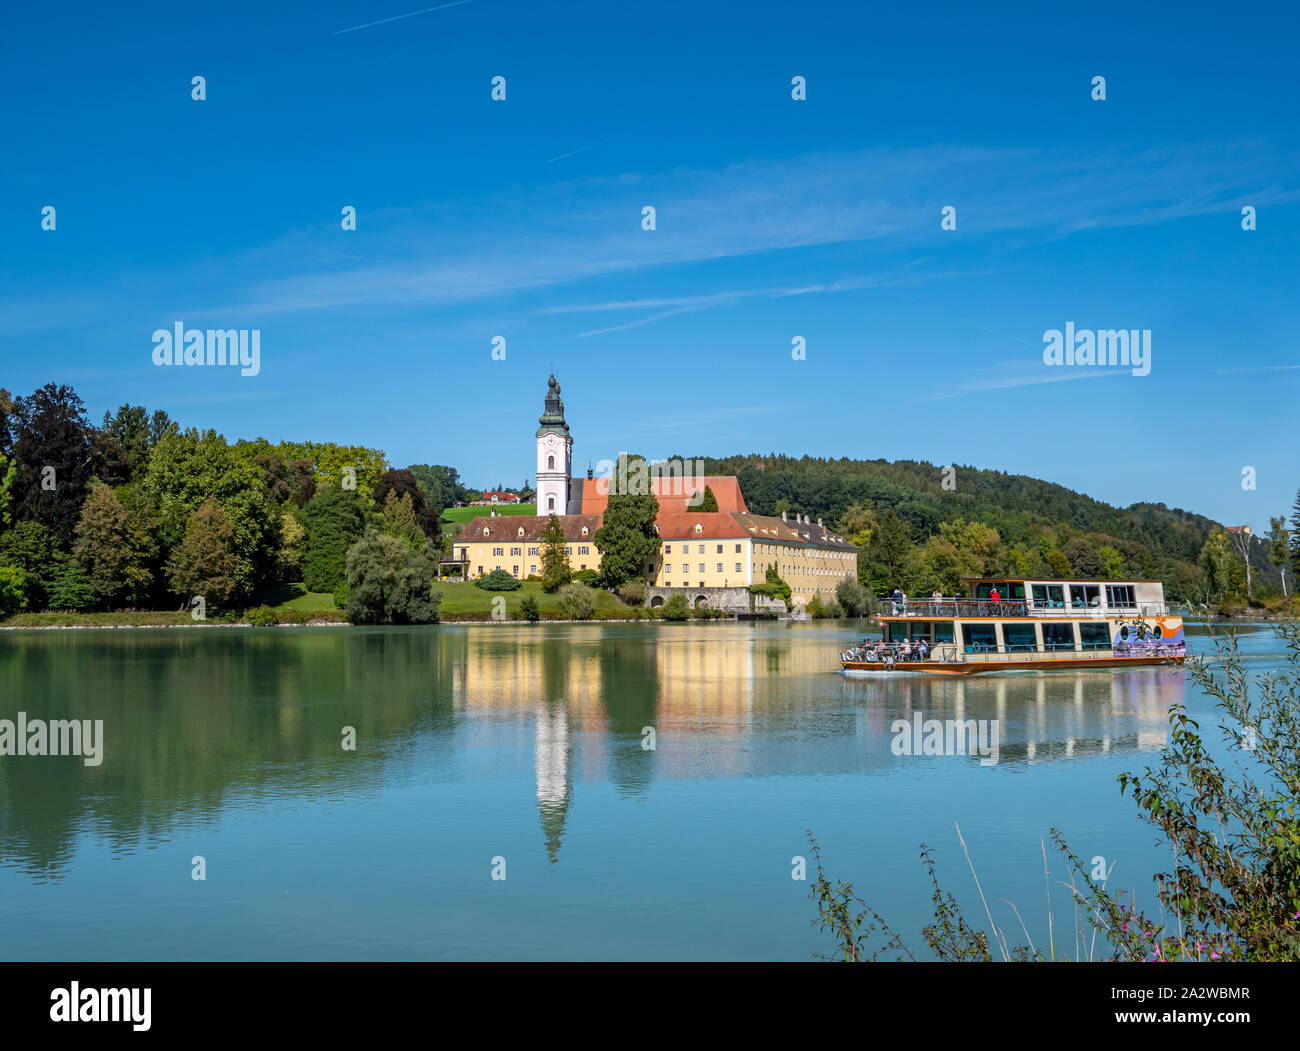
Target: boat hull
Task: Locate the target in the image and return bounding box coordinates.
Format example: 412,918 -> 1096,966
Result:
840,655 -> 1183,676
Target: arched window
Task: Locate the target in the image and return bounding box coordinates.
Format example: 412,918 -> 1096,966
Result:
547,455 -> 555,470
547,495 -> 555,511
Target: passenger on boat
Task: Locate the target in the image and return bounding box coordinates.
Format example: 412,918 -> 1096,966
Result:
916,639 -> 930,661
890,587 -> 902,614
898,639 -> 912,661
990,586 -> 1001,603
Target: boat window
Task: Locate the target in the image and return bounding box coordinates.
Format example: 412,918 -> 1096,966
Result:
962,623 -> 998,653
1042,622 -> 1076,650
1069,584 -> 1100,609
1106,584 -> 1136,608
1031,584 -> 1065,608
910,621 -> 931,642
1079,623 -> 1111,649
933,621 -> 954,643
1002,622 -> 1038,651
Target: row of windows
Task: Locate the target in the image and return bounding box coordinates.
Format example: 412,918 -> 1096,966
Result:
664,543 -> 744,554
477,563 -> 590,577
885,620 -> 1123,652
489,545 -> 589,556
664,563 -> 744,574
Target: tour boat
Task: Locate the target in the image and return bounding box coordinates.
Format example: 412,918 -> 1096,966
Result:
840,577 -> 1187,676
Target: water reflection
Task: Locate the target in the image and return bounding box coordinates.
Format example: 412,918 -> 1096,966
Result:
0,623 -> 1200,877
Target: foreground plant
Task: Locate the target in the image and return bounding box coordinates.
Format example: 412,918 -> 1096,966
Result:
811,622 -> 1300,961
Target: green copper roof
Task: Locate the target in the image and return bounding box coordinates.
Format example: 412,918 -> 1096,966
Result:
536,374 -> 570,437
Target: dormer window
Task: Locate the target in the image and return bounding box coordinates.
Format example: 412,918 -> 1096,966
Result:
581,526 -> 588,536
482,527 -> 490,536
517,527 -> 525,537
694,523 -> 703,534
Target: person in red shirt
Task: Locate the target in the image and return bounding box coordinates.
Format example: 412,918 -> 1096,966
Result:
989,586 -> 1001,604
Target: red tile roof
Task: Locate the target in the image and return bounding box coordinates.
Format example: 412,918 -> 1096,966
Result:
455,515 -> 601,543
573,475 -> 748,515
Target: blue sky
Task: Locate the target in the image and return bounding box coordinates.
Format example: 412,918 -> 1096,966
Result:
1,0 -> 1296,527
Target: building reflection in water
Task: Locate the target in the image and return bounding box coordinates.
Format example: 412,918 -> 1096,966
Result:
442,626 -> 1189,861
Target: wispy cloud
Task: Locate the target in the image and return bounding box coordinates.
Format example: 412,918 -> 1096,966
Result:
1212,363 -> 1300,374
4,140 -> 1295,336
926,366 -> 1127,400
332,0 -> 479,36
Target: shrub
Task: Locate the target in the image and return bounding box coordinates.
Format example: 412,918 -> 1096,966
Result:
750,564 -> 792,610
836,575 -> 877,617
616,579 -> 647,606
344,529 -> 441,624
519,594 -> 540,622
574,569 -> 599,585
333,582 -> 349,610
661,593 -> 690,621
808,622 -> 1300,962
475,568 -> 522,591
245,605 -> 278,626
558,581 -> 595,620
0,565 -> 29,618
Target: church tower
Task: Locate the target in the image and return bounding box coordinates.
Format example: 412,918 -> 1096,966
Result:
535,374 -> 572,516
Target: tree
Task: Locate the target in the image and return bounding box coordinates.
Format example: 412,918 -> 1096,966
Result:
1198,531 -> 1245,602
46,555 -> 96,611
278,511 -> 307,580
519,593 -> 540,622
407,464 -> 468,510
539,515 -> 572,593
1045,549 -> 1072,578
344,529 -> 440,624
0,520 -> 58,610
559,581 -> 596,620
73,481 -> 150,609
1290,489 -> 1300,580
1061,537 -> 1102,579
1097,544 -> 1125,579
143,427 -> 280,601
302,485 -> 368,593
374,468 -> 441,539
274,441 -> 388,503
380,490 -> 426,549
594,492 -> 660,588
835,575 -> 875,617
0,449 -> 15,527
697,485 -> 719,512
7,383 -> 99,545
167,497 -> 239,607
1267,515 -> 1291,599
101,403 -> 174,481
1225,528 -> 1254,600
0,565 -> 28,618
838,503 -> 879,547
861,510 -> 914,592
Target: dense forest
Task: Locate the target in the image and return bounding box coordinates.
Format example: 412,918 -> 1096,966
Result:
0,383 -> 1292,619
0,383 -> 468,618
688,452 -> 1293,607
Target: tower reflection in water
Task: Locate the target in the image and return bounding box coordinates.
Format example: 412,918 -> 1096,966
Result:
442,625 -> 1186,860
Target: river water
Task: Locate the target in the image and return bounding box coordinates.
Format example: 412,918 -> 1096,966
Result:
0,619 -> 1278,959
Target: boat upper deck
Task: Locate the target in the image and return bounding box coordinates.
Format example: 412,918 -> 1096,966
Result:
880,576 -> 1168,620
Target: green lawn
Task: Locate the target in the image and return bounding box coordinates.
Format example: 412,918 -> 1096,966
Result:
254,583 -> 339,612
441,503 -> 536,525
